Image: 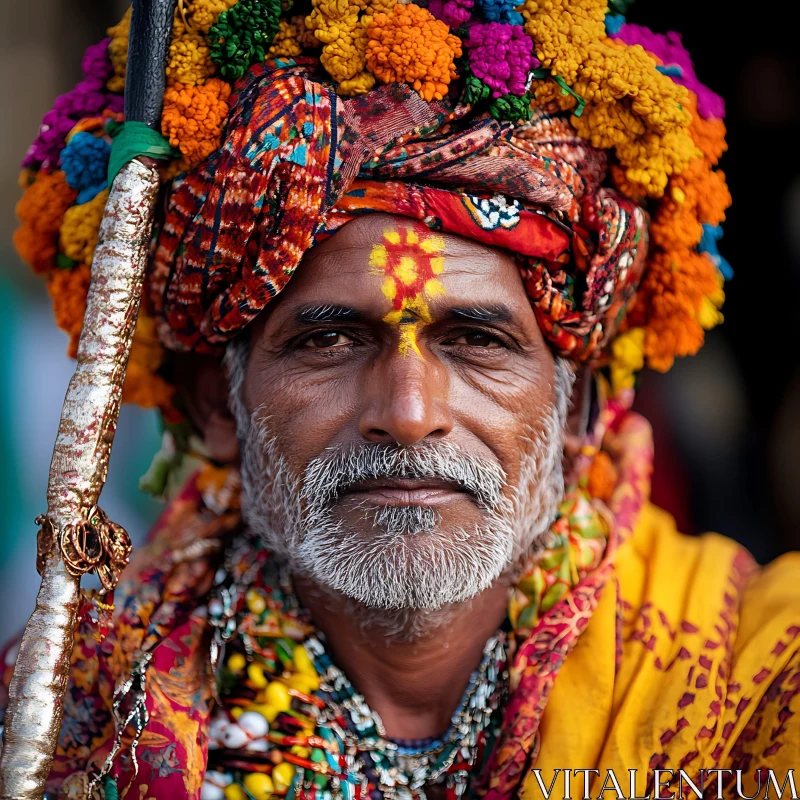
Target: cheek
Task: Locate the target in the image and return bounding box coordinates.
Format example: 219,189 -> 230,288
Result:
447,353 -> 557,490
244,357 -> 362,473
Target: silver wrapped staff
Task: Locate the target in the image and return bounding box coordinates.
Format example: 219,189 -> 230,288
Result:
0,2 -> 176,796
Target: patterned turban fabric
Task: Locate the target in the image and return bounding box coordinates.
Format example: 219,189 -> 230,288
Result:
150,58 -> 647,362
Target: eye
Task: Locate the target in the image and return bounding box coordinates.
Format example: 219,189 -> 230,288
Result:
303,331 -> 355,349
450,331 -> 502,348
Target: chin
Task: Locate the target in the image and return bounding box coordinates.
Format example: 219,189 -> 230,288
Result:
295,509 -> 515,611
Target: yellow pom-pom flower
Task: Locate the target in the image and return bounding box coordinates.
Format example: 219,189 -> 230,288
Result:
181,0 -> 239,34
609,327 -> 645,393
269,18 -> 304,57
521,0 -> 606,84
304,0 -> 396,93
307,0 -> 367,91
106,9 -> 131,93
531,38 -> 698,199
338,69 -> 376,95
59,189 -> 109,266
321,18 -> 368,85
366,4 -> 461,102
269,16 -> 320,56
167,33 -> 215,86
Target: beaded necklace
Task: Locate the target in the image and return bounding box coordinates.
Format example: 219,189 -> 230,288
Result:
204,543 -> 508,800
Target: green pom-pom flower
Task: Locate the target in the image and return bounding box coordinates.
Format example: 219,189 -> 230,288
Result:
461,73 -> 491,106
210,0 -> 282,82
461,69 -> 532,123
489,92 -> 533,123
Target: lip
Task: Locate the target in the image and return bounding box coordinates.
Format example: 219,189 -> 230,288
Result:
338,477 -> 468,507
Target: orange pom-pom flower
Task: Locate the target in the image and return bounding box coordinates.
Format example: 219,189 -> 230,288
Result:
46,264 -> 91,358
14,172 -> 77,274
161,78 -> 231,171
366,4 -> 461,101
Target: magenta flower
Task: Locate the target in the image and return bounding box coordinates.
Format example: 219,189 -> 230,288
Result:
612,24 -> 725,119
429,0 -> 474,29
22,38 -> 123,173
465,23 -> 537,98
81,38 -> 114,83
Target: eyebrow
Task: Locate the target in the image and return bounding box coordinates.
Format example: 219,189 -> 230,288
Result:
295,304 -> 364,324
448,305 -> 513,324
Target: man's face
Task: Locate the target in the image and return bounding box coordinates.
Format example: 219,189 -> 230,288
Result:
233,214 -> 572,613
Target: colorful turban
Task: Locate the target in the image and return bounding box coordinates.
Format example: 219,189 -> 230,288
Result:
13,0 -> 731,411
151,59 -> 646,363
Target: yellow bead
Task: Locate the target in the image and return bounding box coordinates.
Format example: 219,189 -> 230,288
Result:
231,707 -> 243,720
243,773 -> 275,800
246,589 -> 267,615
247,663 -> 269,689
264,681 -> 292,711
228,653 -> 246,673
287,673 -> 320,694
224,784 -> 248,800
273,762 -> 296,791
290,745 -> 311,758
292,645 -> 316,676
246,703 -> 281,722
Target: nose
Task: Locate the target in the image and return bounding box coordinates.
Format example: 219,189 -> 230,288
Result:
359,347 -> 453,446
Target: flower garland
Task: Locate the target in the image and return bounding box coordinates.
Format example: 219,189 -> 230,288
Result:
605,34 -> 731,384
13,0 -> 732,418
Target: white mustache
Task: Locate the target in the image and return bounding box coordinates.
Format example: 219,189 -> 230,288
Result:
300,442 -> 507,513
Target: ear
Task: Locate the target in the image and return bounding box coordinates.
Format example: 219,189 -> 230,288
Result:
563,364 -> 592,468
172,352 -> 240,465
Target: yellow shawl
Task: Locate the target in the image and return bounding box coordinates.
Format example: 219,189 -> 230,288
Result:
528,503 -> 800,798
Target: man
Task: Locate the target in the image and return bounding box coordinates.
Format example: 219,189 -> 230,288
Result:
3,2 -> 800,799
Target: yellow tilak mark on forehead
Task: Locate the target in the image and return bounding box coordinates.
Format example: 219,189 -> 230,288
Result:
369,228 -> 446,356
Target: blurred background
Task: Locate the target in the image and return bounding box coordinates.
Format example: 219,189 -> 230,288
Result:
0,1 -> 798,643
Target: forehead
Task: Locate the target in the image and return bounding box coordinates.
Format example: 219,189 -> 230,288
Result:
277,213 -> 532,312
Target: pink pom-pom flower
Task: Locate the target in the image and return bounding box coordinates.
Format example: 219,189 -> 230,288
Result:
428,0 -> 474,29
22,39 -> 123,173
465,23 -> 537,98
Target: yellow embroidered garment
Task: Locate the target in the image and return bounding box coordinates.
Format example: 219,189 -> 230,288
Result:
526,504 -> 800,798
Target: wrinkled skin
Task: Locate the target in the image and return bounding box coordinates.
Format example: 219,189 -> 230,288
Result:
241,213 -> 559,544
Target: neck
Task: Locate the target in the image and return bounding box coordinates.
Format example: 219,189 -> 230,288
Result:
294,576 -> 510,740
